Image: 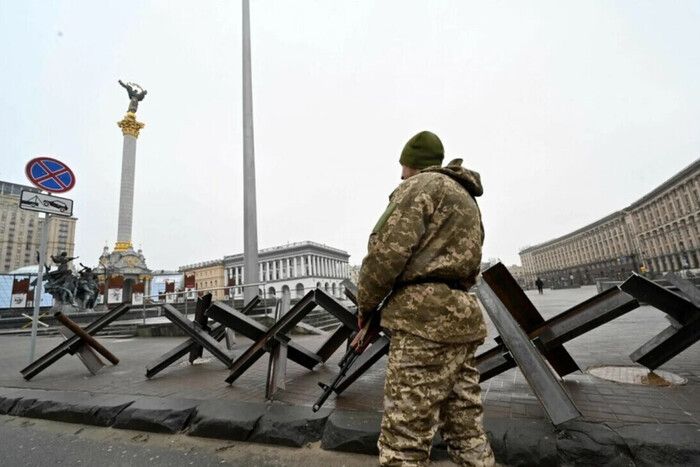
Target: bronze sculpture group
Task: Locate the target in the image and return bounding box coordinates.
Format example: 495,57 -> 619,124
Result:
42,252 -> 99,310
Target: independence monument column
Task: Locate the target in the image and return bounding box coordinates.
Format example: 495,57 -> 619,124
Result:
115,80 -> 146,251
96,81 -> 151,303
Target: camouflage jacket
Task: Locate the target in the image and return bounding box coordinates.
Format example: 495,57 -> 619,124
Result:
357,161 -> 487,344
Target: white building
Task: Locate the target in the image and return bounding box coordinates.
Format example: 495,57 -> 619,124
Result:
223,241 -> 351,299
150,269 -> 183,296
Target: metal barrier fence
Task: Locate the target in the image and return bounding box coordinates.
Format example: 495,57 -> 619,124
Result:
0,274 -> 53,310
134,282 -> 354,325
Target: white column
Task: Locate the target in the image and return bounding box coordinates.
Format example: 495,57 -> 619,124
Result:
293,257 -> 298,277
116,132 -> 138,246
259,263 -> 263,281
242,0 -> 259,304
307,255 -> 312,276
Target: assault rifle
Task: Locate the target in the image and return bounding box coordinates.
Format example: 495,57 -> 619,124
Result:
312,309 -> 382,412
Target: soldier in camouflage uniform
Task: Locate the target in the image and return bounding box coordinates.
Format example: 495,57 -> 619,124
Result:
357,131 -> 494,466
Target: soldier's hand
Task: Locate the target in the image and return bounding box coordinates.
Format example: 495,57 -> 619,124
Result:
350,326 -> 367,352
357,314 -> 366,331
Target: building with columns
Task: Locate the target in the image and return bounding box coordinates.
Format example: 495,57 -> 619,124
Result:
223,241 -> 351,300
520,159 -> 700,287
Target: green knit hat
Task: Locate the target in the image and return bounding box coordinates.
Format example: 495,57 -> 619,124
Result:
399,131 -> 444,169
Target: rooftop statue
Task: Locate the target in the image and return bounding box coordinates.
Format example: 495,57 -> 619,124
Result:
118,80 -> 148,113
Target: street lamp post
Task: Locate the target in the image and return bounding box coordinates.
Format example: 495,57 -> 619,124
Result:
242,0 -> 259,304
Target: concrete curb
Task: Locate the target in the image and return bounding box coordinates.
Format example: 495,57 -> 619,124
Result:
189,400 -> 267,441
1,387 -> 698,465
113,396 -> 199,433
0,387 -> 134,427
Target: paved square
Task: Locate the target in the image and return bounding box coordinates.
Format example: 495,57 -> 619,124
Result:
1,286 -> 698,426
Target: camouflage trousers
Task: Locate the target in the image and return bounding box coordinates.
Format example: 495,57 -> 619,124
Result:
378,330 -> 494,467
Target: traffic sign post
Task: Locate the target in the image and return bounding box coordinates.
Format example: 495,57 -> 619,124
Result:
29,213 -> 50,364
24,156 -> 76,364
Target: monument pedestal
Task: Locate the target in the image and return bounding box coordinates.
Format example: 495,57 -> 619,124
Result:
97,245 -> 151,305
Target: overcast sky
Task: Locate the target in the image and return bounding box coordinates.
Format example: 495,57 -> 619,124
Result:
1,1 -> 698,270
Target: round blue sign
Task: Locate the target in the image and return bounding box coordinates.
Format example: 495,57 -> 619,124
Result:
25,156 -> 76,193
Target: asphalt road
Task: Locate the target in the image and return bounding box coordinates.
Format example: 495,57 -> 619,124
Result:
0,415 -> 392,467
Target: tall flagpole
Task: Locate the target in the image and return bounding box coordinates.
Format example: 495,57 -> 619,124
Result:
242,0 -> 259,304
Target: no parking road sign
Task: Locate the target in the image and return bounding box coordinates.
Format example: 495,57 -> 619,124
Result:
25,156 -> 76,193
19,190 -> 73,217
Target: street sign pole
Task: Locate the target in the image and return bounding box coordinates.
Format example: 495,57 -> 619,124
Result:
29,212 -> 50,363
23,155 -> 75,363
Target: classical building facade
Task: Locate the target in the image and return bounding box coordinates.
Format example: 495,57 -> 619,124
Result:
520,159 -> 700,287
224,241 -> 351,300
179,242 -> 351,301
0,180 -> 77,273
179,260 -> 226,301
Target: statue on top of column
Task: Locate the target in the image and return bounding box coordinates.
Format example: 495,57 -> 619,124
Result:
118,80 -> 148,113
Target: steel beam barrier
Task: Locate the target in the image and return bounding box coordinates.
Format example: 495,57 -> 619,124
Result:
58,327 -> 104,375
145,297 -> 260,379
206,300 -> 321,370
224,291 -> 322,384
482,263 -> 579,377
621,273 -> 696,325
162,304 -> 234,368
188,293 -> 214,362
477,283 -> 581,425
312,288 -> 358,362
475,287 -> 639,380
621,273 -> 699,370
20,303 -> 131,380
265,294 -> 291,399
664,273 -> 700,308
